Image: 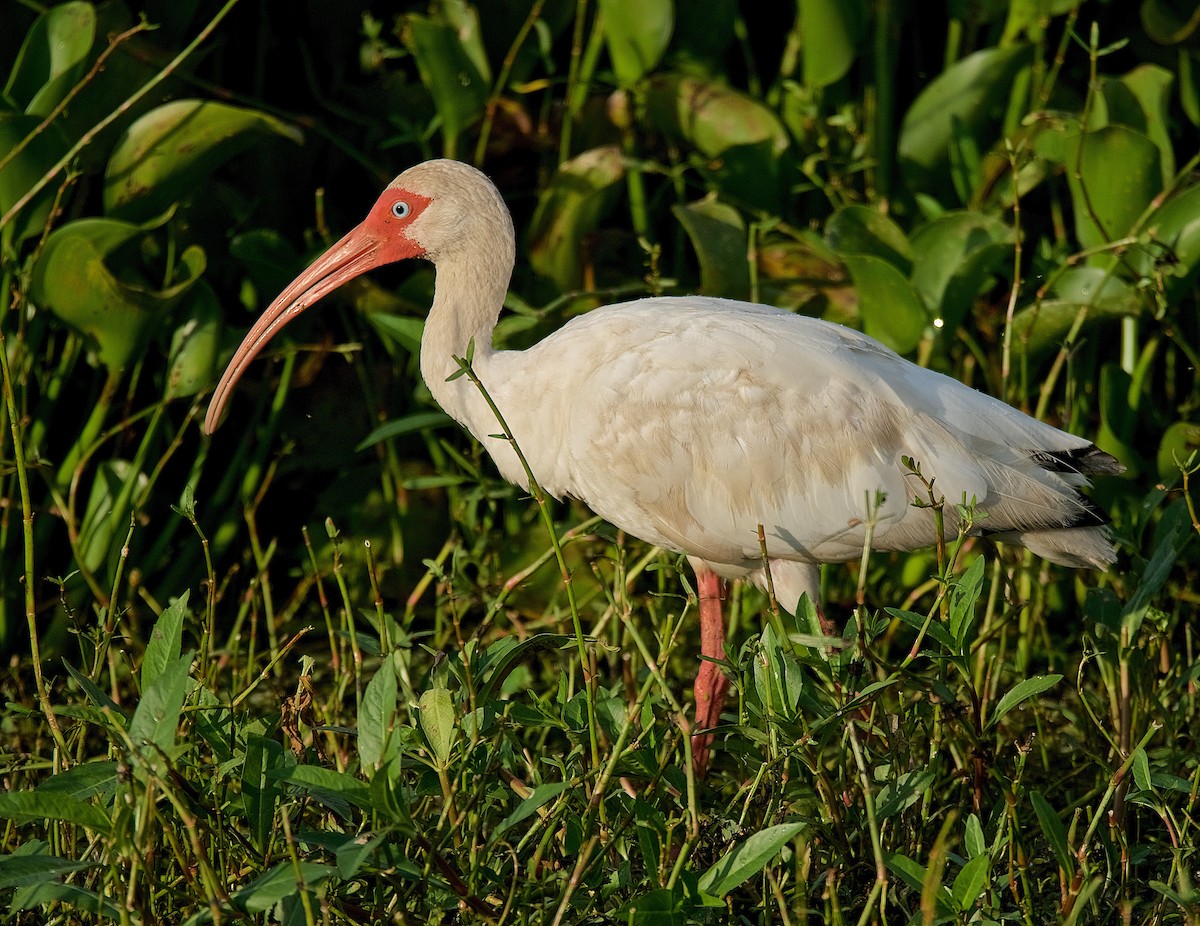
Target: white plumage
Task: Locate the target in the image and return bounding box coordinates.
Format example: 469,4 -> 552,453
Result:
206,159 -> 1121,771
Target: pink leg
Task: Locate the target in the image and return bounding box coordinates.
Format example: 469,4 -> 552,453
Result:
692,566 -> 729,775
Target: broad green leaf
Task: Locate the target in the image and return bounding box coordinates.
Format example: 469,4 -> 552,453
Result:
275,765 -> 372,810
899,44 -> 1034,192
356,411 -> 454,453
1132,746 -> 1153,793
242,734 -> 287,852
104,99 -> 303,220
368,312 -> 426,355
885,607 -> 956,651
876,769 -> 935,819
825,204 -> 912,272
0,792 -> 110,832
231,862 -> 336,914
599,0 -> 673,87
698,822 -> 805,897
476,633 -> 582,702
142,591 -> 189,691
1030,789 -> 1073,872
841,253 -> 927,354
1157,421 -> 1200,482
1135,183 -> 1200,301
673,197 -> 749,299
884,850 -> 953,915
1110,65 -> 1175,182
30,216 -> 206,371
492,782 -> 570,842
0,854 -> 94,890
1067,126 -> 1161,250
1122,499 -> 1188,636
910,211 -> 1013,332
949,556 -> 985,645
0,112 -> 68,243
644,73 -> 790,209
165,284 -> 221,400
35,761 -> 120,802
528,145 -> 624,290
964,813 -> 986,858
419,687 -> 458,769
128,651 -> 193,756
799,0 -> 864,87
402,14 -> 488,157
952,854 -> 990,911
11,881 -> 121,920
1010,269 -> 1141,359
3,1 -> 95,115
358,658 -> 399,772
986,674 -> 1061,730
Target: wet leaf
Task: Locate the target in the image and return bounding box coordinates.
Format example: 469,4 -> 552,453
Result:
528,145 -> 625,290
899,44 -> 1034,193
673,196 -> 749,299
103,99 -> 303,221
799,0 -> 864,87
30,215 -> 205,370
841,253 -> 927,354
3,1 -> 95,116
599,0 -> 673,87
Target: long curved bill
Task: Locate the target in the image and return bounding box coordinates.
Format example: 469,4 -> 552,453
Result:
205,225 -> 393,434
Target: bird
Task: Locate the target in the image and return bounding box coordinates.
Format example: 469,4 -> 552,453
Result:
205,159 -> 1121,773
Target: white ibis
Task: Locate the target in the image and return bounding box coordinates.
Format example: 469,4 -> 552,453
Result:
205,159 -> 1120,772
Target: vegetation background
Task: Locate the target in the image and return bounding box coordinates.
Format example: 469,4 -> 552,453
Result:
1,0 -> 1198,922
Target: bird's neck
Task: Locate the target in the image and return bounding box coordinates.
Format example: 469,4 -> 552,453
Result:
419,252 -> 511,435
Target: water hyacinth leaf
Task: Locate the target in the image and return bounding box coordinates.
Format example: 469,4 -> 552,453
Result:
599,0 -> 673,87
3,1 -> 95,116
1140,0 -> 1200,45
1135,183 -> 1200,301
0,112 -> 68,244
1157,421 -> 1200,481
1110,65 -> 1174,181
644,73 -> 789,208
825,204 -> 912,272
799,0 -> 864,87
30,216 -> 206,371
419,686 -> 458,768
1010,268 -> 1140,359
165,283 -> 221,400
841,253 -> 927,354
986,674 -> 1062,730
1067,126 -> 1161,250
699,822 -> 805,897
141,591 -> 189,691
910,211 -> 1013,331
402,13 -> 489,156
899,44 -> 1034,192
528,145 -> 624,290
673,197 -> 749,299
103,99 -> 303,220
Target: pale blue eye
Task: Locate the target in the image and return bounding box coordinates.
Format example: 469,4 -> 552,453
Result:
391,200 -> 411,219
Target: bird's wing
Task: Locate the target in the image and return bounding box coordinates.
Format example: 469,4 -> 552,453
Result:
487,297 -> 1107,569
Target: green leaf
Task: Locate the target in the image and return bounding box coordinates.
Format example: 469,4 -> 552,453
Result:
128,651 -> 193,757
949,556 -> 985,646
841,253 -> 927,354
0,792 -> 111,833
35,761 -> 120,802
826,204 -> 912,273
1030,789 -> 1073,873
987,674 -> 1061,731
1111,65 -> 1175,182
1131,746 -> 1153,793
104,99 -> 303,221
477,634 -> 582,702
1157,421 -> 1200,482
275,765 -> 372,811
1010,269 -> 1140,359
355,411 -> 454,453
402,13 -> 489,157
0,111 -> 69,244
419,686 -> 458,769
11,881 -> 121,920
492,782 -> 570,842
1067,126 -> 1161,250
799,0 -> 864,87
0,853 -> 94,890
952,854 -> 989,911
528,146 -> 625,290
358,658 -> 399,772
910,211 -> 1013,332
964,813 -> 986,858
672,197 -> 749,299
899,44 -> 1034,193
876,769 -> 935,819
142,591 -> 189,691
166,284 -> 221,400
698,822 -> 805,897
242,734 -> 288,853
231,862 -> 336,914
3,1 -> 95,116
599,0 -> 673,87
78,460 -> 147,573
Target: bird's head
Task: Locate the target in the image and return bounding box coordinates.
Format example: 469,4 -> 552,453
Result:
203,159 -> 509,434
